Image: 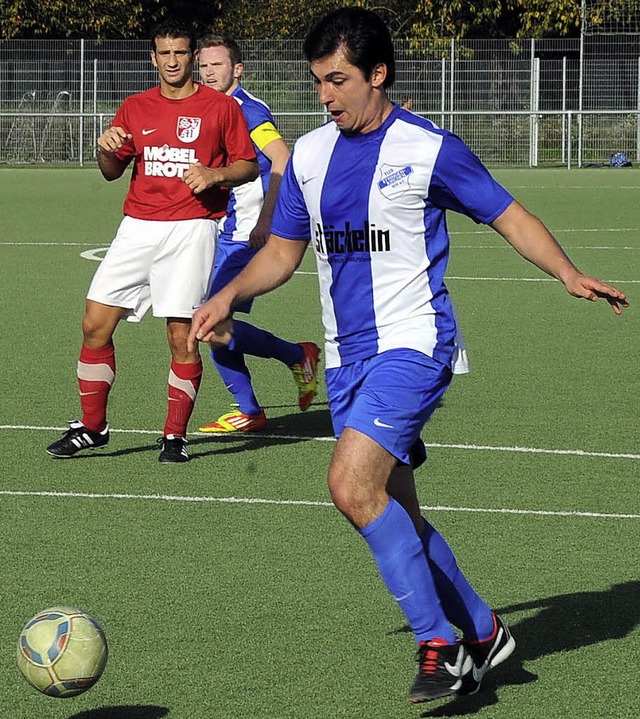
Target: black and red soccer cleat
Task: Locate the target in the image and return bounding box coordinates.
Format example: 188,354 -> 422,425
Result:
458,613 -> 516,695
409,638 -> 471,703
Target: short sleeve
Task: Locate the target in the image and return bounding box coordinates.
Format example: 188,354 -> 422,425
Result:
428,134 -> 513,224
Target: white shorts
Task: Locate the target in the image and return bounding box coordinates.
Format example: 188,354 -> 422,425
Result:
87,216 -> 218,322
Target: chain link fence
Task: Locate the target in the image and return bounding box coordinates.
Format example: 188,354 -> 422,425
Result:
1,36 -> 638,167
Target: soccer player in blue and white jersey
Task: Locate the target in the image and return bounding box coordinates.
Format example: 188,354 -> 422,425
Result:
196,35 -> 320,433
189,8 -> 628,704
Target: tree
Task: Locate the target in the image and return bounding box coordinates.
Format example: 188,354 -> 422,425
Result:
0,0 -> 145,38
406,0 -> 583,40
2,0 -> 636,40
209,0 -> 406,38
0,0 -> 222,39
212,0 -> 639,40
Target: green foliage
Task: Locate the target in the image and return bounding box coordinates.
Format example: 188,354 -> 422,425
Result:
0,0 -> 148,38
212,0 -> 621,41
0,0 -> 223,39
1,0 -> 637,40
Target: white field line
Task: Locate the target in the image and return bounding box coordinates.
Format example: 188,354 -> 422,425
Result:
449,227 -> 640,235
293,271 -> 639,282
0,489 -> 637,520
507,185 -> 640,190
2,425 -> 637,519
2,243 -> 635,282
3,424 -> 639,460
0,242 -> 101,246
446,276 -> 639,283
1,225 -> 639,248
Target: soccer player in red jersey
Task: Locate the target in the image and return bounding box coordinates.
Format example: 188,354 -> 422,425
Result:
46,18 -> 258,463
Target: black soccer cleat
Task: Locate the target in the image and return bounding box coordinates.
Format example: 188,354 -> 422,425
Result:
157,435 -> 189,463
46,420 -> 109,458
409,638 -> 471,704
458,613 -> 516,695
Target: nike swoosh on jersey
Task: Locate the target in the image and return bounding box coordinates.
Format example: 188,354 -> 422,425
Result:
142,128 -> 157,135
373,417 -> 394,428
79,391 -> 98,396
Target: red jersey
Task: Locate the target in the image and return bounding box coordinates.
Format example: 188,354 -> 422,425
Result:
112,84 -> 256,221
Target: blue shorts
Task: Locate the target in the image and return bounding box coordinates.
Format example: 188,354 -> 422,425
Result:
325,349 -> 452,465
208,240 -> 259,314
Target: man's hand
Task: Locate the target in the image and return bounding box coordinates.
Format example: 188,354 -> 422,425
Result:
564,272 -> 629,315
97,126 -> 132,154
248,217 -> 271,249
188,296 -> 233,352
183,163 -> 225,194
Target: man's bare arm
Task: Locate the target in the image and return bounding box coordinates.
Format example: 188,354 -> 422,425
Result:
96,126 -> 133,181
491,200 -> 629,315
188,234 -> 307,350
249,138 -> 291,248
183,158 -> 259,194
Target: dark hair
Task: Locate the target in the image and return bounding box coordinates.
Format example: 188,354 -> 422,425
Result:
303,7 -> 395,87
151,18 -> 197,54
197,34 -> 243,66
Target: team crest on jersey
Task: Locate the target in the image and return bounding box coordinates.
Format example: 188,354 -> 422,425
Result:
176,116 -> 201,142
377,164 -> 414,200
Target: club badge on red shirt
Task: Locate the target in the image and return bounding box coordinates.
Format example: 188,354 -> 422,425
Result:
177,116 -> 201,143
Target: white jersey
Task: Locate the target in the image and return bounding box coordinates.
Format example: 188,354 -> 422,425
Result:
271,105 -> 513,370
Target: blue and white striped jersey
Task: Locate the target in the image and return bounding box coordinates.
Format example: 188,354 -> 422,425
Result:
271,105 -> 513,369
219,85 -> 283,245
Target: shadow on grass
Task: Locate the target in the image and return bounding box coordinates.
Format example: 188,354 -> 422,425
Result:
52,405 -> 334,461
412,580 -> 640,716
68,706 -> 169,719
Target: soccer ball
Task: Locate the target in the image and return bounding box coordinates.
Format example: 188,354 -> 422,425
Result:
17,606 -> 108,698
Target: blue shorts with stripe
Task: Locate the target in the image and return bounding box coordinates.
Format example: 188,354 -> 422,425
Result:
325,348 -> 452,466
208,241 -> 259,314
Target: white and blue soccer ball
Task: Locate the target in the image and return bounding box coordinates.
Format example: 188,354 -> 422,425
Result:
17,606 -> 108,697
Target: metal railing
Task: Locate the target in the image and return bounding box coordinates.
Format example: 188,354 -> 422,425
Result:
2,109 -> 637,168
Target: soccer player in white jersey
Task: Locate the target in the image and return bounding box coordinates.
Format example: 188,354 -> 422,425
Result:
196,35 -> 320,433
188,7 -> 628,703
45,19 -> 258,463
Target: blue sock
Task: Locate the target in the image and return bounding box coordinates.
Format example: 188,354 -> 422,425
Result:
420,517 -> 494,641
232,320 -> 302,366
360,499 -> 456,644
211,347 -> 261,415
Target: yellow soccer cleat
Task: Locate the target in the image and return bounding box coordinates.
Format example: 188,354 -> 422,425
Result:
198,408 -> 268,433
290,342 -> 321,411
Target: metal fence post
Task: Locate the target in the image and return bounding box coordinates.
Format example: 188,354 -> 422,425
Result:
79,39 -> 84,167
93,58 -> 98,160
568,110 -> 572,170
449,38 -> 455,132
637,57 -> 640,162
562,56 -> 567,165
440,56 -> 446,129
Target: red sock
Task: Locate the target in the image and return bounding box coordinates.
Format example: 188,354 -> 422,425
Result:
77,342 -> 115,432
164,359 -> 202,437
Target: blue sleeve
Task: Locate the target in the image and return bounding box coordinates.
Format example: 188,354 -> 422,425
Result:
271,151 -> 311,240
429,133 -> 514,224
241,101 -> 273,133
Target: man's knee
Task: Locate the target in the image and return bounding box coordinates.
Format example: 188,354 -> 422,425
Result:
167,319 -> 198,361
81,303 -> 122,346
